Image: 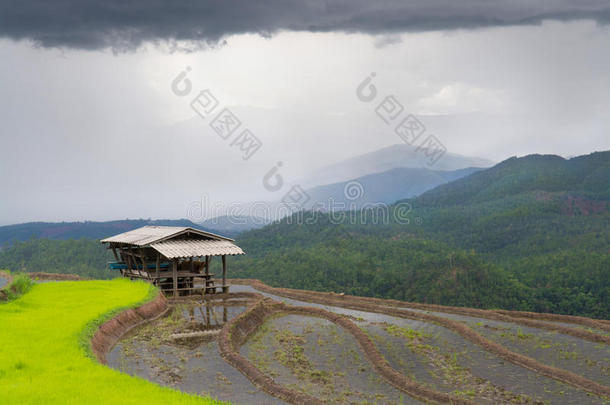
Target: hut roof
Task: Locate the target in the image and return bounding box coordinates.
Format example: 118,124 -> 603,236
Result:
151,239 -> 243,259
101,225 -> 244,258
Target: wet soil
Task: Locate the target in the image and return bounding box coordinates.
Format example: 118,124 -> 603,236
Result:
402,308 -> 610,387
241,313 -> 420,404
107,298 -> 286,404
105,281 -> 609,405
231,283 -> 610,405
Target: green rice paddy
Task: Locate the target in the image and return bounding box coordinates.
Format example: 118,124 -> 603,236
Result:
0,278 -> 226,404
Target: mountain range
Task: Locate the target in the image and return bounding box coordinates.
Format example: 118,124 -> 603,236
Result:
1,150 -> 607,317
303,166 -> 482,210
230,150 -> 610,317
196,144 -> 493,232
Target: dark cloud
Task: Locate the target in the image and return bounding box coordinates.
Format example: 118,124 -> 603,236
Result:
1,0 -> 609,50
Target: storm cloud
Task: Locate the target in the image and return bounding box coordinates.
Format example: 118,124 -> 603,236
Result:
1,0 -> 610,50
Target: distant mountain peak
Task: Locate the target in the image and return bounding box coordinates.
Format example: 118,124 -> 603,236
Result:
299,143 -> 494,189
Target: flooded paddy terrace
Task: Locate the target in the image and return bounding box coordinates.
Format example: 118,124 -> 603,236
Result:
106,283 -> 610,404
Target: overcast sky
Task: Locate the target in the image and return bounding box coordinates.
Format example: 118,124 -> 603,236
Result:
1,1 -> 609,225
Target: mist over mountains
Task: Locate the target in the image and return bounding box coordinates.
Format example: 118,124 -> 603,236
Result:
297,143 -> 494,188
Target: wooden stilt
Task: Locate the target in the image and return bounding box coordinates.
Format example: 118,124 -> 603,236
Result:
139,248 -> 147,274
155,254 -> 160,280
222,255 -> 227,293
172,259 -> 178,297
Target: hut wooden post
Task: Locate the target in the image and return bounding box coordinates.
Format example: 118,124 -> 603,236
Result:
139,248 -> 147,272
124,250 -> 133,272
129,247 -> 138,268
222,255 -> 227,292
155,253 -> 160,280
172,259 -> 178,297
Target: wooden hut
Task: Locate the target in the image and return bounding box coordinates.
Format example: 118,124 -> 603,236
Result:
101,226 -> 244,297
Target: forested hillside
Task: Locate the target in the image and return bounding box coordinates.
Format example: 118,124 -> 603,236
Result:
231,152 -> 610,318
0,239 -> 113,279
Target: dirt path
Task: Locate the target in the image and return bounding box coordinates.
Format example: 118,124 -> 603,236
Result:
28,272 -> 88,281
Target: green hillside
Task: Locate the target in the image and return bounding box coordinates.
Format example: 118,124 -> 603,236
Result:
416,151 -> 610,206
231,152 -> 610,318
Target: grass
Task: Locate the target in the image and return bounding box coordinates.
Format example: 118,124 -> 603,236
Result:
0,272 -> 34,302
0,278 -> 227,405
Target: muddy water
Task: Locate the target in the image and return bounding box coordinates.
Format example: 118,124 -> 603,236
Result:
241,313 -> 421,404
232,284 -> 609,404
107,298 -> 287,404
0,276 -> 8,289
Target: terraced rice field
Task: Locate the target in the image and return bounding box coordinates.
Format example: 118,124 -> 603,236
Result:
241,314 -> 415,404
109,297 -> 284,404
107,280 -> 610,404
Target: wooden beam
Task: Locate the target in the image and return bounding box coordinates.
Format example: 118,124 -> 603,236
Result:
120,248 -> 146,259
111,248 -> 119,261
128,247 -> 140,268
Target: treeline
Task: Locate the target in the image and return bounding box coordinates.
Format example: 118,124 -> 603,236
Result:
0,238 -> 114,280
229,208 -> 609,318
231,234 -> 530,309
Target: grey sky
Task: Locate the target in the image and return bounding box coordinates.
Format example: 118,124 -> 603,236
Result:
1,0 -> 609,50
0,3 -> 609,225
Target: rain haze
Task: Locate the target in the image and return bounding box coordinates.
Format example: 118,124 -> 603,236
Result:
1,1 -> 609,224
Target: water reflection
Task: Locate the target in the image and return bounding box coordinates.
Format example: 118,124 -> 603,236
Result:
107,296 -> 287,404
